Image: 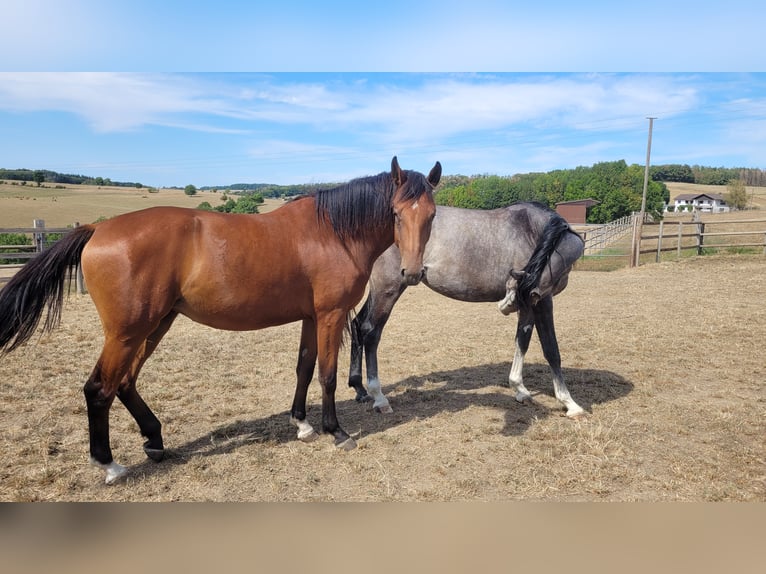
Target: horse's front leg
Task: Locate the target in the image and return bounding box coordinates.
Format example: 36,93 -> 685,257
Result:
349,301 -> 396,412
508,305 -> 535,404
290,319 -> 320,442
349,253 -> 406,413
534,295 -> 586,418
348,310 -> 370,403
362,322 -> 393,414
317,311 -> 356,450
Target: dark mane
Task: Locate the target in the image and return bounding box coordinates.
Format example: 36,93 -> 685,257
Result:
312,169 -> 433,240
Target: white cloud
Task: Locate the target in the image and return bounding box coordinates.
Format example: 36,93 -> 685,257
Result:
0,72 -> 702,139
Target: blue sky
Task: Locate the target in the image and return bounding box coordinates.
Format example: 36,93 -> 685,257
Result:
1,2 -> 765,187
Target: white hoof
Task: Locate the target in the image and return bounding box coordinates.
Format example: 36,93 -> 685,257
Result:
373,402 -> 393,414
290,416 -> 319,442
90,458 -> 128,485
298,429 -> 319,442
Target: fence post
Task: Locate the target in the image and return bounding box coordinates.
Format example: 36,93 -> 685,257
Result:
73,222 -> 86,294
33,219 -> 45,253
656,220 -> 664,263
677,222 -> 683,259
630,213 -> 639,267
697,222 -> 705,255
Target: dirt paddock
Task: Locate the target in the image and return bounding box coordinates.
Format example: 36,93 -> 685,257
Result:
0,254 -> 763,501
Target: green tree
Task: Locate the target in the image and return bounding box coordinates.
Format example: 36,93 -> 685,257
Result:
184,184 -> 198,196
33,170 -> 45,187
725,179 -> 748,210
230,193 -> 263,214
0,233 -> 32,264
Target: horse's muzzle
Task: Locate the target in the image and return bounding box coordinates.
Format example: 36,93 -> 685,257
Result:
401,267 -> 425,286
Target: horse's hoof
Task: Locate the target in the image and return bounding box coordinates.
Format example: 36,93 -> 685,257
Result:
335,436 -> 357,451
566,409 -> 588,420
298,429 -> 320,442
514,393 -> 532,404
355,394 -> 373,403
91,458 -> 128,485
144,447 -> 166,462
290,416 -> 319,442
374,403 -> 393,414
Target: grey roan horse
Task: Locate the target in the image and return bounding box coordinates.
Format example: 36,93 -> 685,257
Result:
348,202 -> 587,417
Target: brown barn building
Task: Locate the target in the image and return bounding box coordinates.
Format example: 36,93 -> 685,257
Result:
555,199 -> 599,224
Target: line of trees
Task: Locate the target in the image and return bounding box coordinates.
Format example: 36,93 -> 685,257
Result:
5,162 -> 764,224
650,164 -> 766,186
434,163 -> 766,223
0,168 -> 144,189
435,160 -> 669,223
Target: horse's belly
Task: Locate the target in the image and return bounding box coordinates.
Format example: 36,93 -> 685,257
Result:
174,296 -> 304,331
423,267 -> 506,302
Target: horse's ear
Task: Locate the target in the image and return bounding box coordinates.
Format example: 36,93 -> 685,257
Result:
428,161 -> 442,188
391,156 -> 406,186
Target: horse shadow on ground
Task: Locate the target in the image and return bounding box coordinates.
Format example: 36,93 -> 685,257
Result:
127,362 -> 633,481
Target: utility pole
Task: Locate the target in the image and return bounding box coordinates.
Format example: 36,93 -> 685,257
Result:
631,117 -> 656,267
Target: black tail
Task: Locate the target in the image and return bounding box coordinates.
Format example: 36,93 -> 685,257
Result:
0,225 -> 95,353
516,213 -> 572,308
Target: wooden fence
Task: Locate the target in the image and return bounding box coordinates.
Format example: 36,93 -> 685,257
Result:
636,216 -> 766,263
0,220 -> 85,291
580,213 -> 636,256
3,215 -> 765,286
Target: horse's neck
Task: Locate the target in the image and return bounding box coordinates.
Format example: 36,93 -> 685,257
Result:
345,225 -> 395,274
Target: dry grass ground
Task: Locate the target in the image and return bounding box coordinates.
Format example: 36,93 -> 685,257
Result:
0,254 -> 763,501
0,182 -> 285,228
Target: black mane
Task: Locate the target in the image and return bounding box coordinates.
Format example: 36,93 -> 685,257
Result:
312,170 -> 432,240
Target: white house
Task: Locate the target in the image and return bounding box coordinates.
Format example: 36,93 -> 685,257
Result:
669,193 -> 730,213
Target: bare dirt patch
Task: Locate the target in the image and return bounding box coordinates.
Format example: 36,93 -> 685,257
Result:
0,255 -> 763,501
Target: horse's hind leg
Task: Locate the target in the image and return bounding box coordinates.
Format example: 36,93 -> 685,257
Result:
508,306 -> 535,404
117,312 -> 178,462
84,336 -> 144,484
534,295 -> 585,418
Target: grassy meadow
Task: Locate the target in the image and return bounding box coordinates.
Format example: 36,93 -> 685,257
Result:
0,182 -> 285,228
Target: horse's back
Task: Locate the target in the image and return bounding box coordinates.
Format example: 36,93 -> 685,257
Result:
80,206 -> 318,331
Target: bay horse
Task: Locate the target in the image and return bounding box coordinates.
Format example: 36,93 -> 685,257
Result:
348,202 -> 586,418
0,156 -> 441,484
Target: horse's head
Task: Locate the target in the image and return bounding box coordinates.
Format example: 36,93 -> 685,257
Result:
499,268 -> 571,315
498,225 -> 584,315
390,156 -> 440,285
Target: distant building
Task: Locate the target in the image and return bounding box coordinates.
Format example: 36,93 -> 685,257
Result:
670,193 -> 729,213
555,199 -> 599,224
